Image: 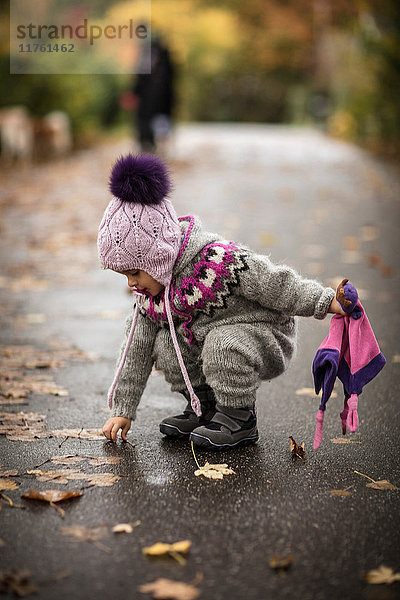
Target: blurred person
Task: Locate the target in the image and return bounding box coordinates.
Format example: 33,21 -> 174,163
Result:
122,35 -> 175,155
98,153 -> 348,451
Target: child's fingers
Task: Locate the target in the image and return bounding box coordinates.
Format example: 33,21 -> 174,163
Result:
111,423 -> 120,442
121,422 -> 130,441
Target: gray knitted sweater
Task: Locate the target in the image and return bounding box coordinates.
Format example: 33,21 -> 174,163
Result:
111,215 -> 335,420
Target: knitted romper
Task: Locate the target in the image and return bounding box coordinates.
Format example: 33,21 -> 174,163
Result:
110,216 -> 335,421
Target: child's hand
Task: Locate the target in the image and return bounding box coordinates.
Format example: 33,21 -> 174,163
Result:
102,417 -> 131,442
328,297 -> 347,316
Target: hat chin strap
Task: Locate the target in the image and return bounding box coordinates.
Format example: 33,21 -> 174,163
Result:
107,283 -> 201,417
164,281 -> 201,416
107,298 -> 142,409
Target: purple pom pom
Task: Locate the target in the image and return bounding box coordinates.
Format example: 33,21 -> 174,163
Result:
109,153 -> 171,205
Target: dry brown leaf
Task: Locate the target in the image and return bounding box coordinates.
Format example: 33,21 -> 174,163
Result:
366,480 -> 399,491
61,525 -> 111,553
269,554 -> 294,574
0,478 -> 19,491
27,468 -> 81,485
72,473 -> 120,487
0,568 -> 38,597
51,428 -> 104,441
21,488 -> 83,503
28,468 -> 120,487
49,455 -> 84,465
354,471 -> 399,491
289,436 -> 305,460
139,578 -> 201,600
0,410 -> 51,442
365,565 -> 400,585
0,465 -> 19,477
61,525 -> 109,542
194,462 -> 235,480
329,490 -> 352,497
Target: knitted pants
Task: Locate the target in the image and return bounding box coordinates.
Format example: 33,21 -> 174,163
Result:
152,323 -> 295,409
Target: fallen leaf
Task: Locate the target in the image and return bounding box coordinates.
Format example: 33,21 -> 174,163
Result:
289,436 -> 305,460
354,471 -> 399,491
0,410 -> 51,441
112,522 -> 140,534
21,488 -> 83,516
27,468 -> 120,487
49,455 -> 84,465
330,438 -> 361,444
22,488 -> 83,503
139,578 -> 201,600
0,465 -> 19,477
51,428 -> 104,441
61,525 -> 112,553
0,568 -> 38,597
143,540 -> 192,564
329,490 -> 352,497
73,473 -> 121,487
194,462 -> 235,480
365,565 -> 400,585
366,480 -> 399,491
27,468 -> 81,485
295,387 -> 337,399
269,554 -> 294,574
0,478 -> 19,491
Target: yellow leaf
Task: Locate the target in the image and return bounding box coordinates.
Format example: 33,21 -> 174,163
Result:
365,565 -> 400,585
143,540 -> 192,557
194,462 -> 235,480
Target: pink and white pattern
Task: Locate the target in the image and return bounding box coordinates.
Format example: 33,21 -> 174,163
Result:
139,241 -> 248,344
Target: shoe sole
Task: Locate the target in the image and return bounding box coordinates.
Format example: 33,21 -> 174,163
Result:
190,431 -> 259,450
159,423 -> 191,439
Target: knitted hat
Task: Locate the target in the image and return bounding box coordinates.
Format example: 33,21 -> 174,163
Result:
97,153 -> 181,287
98,153 -> 201,417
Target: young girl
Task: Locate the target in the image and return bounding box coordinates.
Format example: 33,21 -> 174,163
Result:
99,153 -> 346,450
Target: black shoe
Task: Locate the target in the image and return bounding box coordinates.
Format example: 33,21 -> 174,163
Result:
190,403 -> 258,449
159,385 -> 216,439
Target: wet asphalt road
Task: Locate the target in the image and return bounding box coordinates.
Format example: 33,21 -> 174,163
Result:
0,125 -> 399,600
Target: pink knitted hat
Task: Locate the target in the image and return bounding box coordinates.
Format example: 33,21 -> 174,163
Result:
97,153 -> 181,287
98,153 -> 201,417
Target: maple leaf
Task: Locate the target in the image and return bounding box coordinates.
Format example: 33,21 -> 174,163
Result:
289,436 -> 305,460
190,441 -> 235,480
139,578 -> 201,600
194,462 -> 235,480
61,525 -> 111,553
364,565 -> 400,585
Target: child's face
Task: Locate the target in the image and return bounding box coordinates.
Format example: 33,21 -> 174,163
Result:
115,269 -> 164,297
